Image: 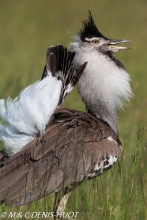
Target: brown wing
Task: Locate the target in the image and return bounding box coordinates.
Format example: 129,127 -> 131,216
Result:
0,108 -> 121,206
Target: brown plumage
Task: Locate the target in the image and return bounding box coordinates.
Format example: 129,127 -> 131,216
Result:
0,13 -> 132,216
0,108 -> 121,207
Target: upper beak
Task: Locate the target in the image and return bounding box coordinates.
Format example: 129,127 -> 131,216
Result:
106,39 -> 131,53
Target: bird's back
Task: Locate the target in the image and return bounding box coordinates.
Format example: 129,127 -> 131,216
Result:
0,108 -> 121,206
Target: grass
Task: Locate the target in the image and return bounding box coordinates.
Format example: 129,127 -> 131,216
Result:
0,0 -> 147,219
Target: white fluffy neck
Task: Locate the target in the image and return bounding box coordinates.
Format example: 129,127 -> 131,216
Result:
71,41 -> 133,133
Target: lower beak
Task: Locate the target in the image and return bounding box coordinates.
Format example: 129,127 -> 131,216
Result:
107,39 -> 131,52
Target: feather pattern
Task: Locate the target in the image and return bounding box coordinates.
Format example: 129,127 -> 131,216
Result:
79,11 -> 107,41
0,45 -> 86,156
70,12 -> 133,134
0,108 -> 121,206
71,43 -> 133,133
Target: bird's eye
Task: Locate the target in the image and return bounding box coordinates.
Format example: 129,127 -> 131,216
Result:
91,40 -> 99,45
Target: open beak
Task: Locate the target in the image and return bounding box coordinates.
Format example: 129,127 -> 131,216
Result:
106,39 -> 131,53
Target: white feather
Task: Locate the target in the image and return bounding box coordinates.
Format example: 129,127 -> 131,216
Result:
70,40 -> 133,133
0,75 -> 62,156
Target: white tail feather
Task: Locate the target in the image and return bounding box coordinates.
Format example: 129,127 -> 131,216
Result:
0,76 -> 62,156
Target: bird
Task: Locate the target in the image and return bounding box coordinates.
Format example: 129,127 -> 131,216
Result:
0,11 -> 133,218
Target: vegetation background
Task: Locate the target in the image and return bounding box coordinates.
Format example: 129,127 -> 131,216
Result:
0,0 -> 147,219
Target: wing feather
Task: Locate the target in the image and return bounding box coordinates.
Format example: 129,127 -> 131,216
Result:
0,109 -> 121,206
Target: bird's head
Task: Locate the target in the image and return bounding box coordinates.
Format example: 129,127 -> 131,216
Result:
77,11 -> 130,54
70,11 -> 133,134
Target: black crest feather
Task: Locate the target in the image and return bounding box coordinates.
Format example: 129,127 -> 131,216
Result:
79,11 -> 107,41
